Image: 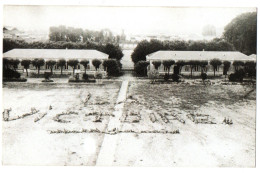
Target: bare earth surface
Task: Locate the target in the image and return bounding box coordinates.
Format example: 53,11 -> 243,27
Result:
2,80 -> 256,167
2,82 -> 121,166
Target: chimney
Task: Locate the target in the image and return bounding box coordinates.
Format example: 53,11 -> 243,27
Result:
202,49 -> 205,51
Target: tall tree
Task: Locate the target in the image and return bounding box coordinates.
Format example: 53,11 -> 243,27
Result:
244,61 -> 256,80
210,58 -> 222,76
134,61 -> 150,76
3,58 -> 10,69
199,60 -> 208,74
176,60 -> 186,74
224,12 -> 257,55
9,59 -> 20,71
102,43 -> 123,61
152,61 -> 162,70
67,59 -> 79,75
102,59 -> 120,76
57,59 -> 66,75
32,58 -> 45,74
80,59 -> 90,74
92,59 -> 102,71
46,60 -> 56,73
131,39 -> 164,64
233,61 -> 245,72
223,61 -> 231,77
162,60 -> 175,75
21,59 -> 31,76
187,60 -> 200,78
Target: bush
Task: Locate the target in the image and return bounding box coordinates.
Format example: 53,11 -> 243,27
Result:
134,61 -> 150,76
164,73 -> 170,81
103,59 -> 121,76
82,73 -> 89,80
229,69 -> 245,82
172,74 -> 180,82
3,68 -> 21,79
201,72 -> 207,81
44,72 -> 52,80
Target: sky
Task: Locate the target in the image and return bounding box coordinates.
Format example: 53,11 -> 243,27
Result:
3,6 -> 257,36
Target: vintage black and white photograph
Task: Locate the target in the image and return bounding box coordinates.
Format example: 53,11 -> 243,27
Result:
1,1 -> 257,167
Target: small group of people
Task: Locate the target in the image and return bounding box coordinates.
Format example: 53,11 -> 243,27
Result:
223,117 -> 233,125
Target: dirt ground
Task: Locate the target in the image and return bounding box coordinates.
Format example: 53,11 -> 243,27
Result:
2,82 -> 121,165
114,81 -> 256,167
2,80 -> 256,167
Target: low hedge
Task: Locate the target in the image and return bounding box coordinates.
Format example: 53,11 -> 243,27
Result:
68,79 -> 96,83
42,79 -> 54,82
3,78 -> 27,82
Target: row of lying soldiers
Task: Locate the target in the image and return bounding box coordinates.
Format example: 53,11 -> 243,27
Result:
223,117 -> 233,125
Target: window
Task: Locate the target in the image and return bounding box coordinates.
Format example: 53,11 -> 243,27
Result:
185,66 -> 189,71
87,64 -> 90,70
78,65 -> 80,69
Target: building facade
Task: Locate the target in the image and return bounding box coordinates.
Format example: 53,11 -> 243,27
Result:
3,49 -> 109,75
146,51 -> 256,76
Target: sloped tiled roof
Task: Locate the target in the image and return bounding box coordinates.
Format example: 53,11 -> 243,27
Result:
3,49 -> 109,60
146,51 -> 255,61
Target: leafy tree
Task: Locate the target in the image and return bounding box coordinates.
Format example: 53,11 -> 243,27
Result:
3,58 -> 10,70
152,61 -> 162,70
233,60 -> 245,72
223,61 -> 231,76
21,59 -> 31,76
210,58 -> 222,76
46,60 -> 56,73
162,60 -> 175,75
131,39 -> 164,64
32,58 -> 45,74
176,60 -> 186,75
67,59 -> 79,75
92,59 -> 102,71
102,43 -> 123,61
102,59 -> 120,76
9,59 -> 20,71
244,61 -> 256,80
198,60 -> 208,74
224,12 -> 257,55
57,59 -> 66,74
102,59 -> 109,71
163,40 -> 188,50
187,60 -> 200,78
80,59 -> 90,74
188,41 -> 207,51
134,61 -> 150,76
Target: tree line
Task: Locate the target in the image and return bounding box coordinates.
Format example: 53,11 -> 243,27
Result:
3,58 -> 121,77
49,26 -> 125,44
224,12 -> 256,55
3,39 -> 124,62
131,38 -> 235,64
135,59 -> 256,79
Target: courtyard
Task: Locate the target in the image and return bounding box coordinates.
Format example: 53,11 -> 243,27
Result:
2,80 -> 256,166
